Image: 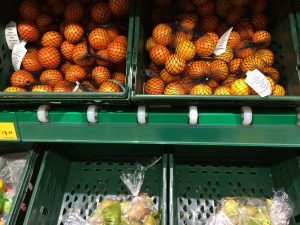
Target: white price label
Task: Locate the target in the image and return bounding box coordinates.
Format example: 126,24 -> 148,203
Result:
5,21 -> 20,50
246,69 -> 272,97
12,41 -> 27,71
214,27 -> 233,56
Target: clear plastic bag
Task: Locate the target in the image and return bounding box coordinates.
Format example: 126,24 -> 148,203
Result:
206,190 -> 294,225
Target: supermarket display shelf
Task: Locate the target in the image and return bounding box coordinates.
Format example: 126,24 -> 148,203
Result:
1,106 -> 300,146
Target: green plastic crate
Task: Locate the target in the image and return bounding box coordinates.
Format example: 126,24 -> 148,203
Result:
23,144 -> 167,225
169,146 -> 300,225
132,0 -> 300,106
0,143 -> 37,225
0,0 -> 135,104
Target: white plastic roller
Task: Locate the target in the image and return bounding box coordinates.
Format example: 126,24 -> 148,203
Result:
189,106 -> 198,125
296,107 -> 300,127
37,105 -> 50,123
137,106 -> 147,124
241,106 -> 253,126
87,105 -> 98,123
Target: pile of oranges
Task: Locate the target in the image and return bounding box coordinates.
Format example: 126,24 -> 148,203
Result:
4,0 -> 129,93
144,0 -> 286,96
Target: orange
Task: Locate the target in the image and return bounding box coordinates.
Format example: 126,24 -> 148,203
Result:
81,80 -> 96,91
22,50 -> 42,73
194,36 -> 215,57
107,41 -> 127,63
149,44 -> 170,66
216,0 -> 232,18
178,77 -> 194,94
178,0 -> 195,13
164,82 -> 185,95
36,14 -> 54,33
64,23 -> 84,44
204,32 -> 219,46
223,75 -> 237,86
64,1 -> 84,22
231,0 -> 249,7
226,9 -> 244,26
41,31 -> 63,48
18,21 -> 39,42
105,25 -> 119,40
91,66 -> 111,84
65,65 -> 86,82
201,15 -> 219,32
31,85 -> 53,92
114,35 -> 128,47
206,79 -> 219,90
98,81 -> 120,92
214,86 -> 231,95
149,62 -> 162,75
210,60 -> 229,81
216,22 -> 230,37
192,0 -> 208,5
88,28 -> 111,51
186,61 -> 210,78
252,0 -> 267,14
4,86 -> 27,92
152,24 -> 173,46
108,0 -> 129,16
266,76 -> 275,93
51,0 -> 66,16
175,41 -> 196,61
215,47 -> 234,63
54,81 -> 75,92
91,2 -> 112,24
251,14 -> 269,30
178,13 -> 199,31
272,84 -> 285,96
262,67 -> 280,83
228,58 -> 242,75
61,41 -> 75,61
234,40 -> 256,59
173,31 -> 193,48
165,54 -> 186,75
38,47 -> 61,69
146,37 -> 157,52
190,84 -> 212,95
252,30 -> 271,48
196,1 -> 215,17
231,79 -> 250,95
96,49 -> 112,67
145,77 -> 165,94
160,69 -> 181,84
240,55 -> 266,73
40,70 -> 63,87
59,61 -> 73,75
235,21 -> 254,40
72,42 -> 95,67
19,1 -> 39,21
255,49 -> 274,66
11,70 -> 34,87
227,31 -> 241,49
112,72 -> 126,86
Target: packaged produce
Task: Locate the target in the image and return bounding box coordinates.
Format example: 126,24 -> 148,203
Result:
144,0 -> 286,97
64,158 -> 161,225
4,0 -> 129,93
206,190 -> 294,225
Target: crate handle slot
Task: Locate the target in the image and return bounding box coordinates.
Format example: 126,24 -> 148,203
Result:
189,106 -> 198,125
241,106 -> 252,126
137,106 -> 147,124
87,105 -> 98,123
37,105 -> 50,123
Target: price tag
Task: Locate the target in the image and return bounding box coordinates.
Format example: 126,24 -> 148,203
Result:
0,122 -> 17,140
246,69 -> 272,97
5,21 -> 20,50
12,40 -> 27,71
214,27 -> 233,56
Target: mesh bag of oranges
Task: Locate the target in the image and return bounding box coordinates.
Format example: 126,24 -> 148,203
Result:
4,0 -> 130,93
143,0 -> 286,97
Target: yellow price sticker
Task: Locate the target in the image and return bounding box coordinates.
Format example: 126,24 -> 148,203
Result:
0,122 -> 18,140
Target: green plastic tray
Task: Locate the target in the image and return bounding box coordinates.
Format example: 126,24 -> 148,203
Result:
23,144 -> 167,225
132,0 -> 300,106
169,146 -> 300,225
0,143 -> 37,225
0,0 -> 135,104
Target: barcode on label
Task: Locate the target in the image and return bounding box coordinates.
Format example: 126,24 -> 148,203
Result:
214,27 -> 233,56
5,21 -> 20,50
